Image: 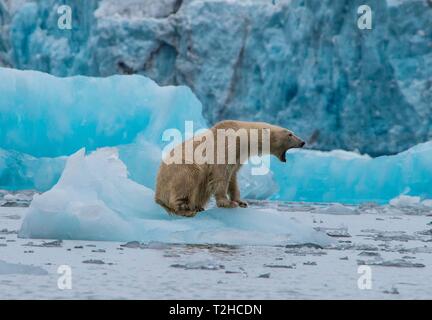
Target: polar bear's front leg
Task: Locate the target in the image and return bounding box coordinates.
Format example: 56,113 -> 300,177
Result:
213,166 -> 238,208
228,171 -> 248,208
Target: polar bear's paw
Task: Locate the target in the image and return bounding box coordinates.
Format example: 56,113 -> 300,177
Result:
174,203 -> 198,217
234,200 -> 248,208
216,198 -> 239,208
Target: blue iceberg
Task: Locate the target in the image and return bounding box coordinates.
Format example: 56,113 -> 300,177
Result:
272,142 -> 432,204
0,67 -> 431,206
0,148 -> 64,191
0,66 -> 205,191
0,67 -> 206,158
0,67 -> 278,197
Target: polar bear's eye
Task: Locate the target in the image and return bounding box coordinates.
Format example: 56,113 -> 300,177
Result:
289,133 -> 293,137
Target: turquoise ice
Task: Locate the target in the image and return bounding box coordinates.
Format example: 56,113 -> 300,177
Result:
272,143 -> 432,203
0,67 -> 205,157
0,67 -> 431,204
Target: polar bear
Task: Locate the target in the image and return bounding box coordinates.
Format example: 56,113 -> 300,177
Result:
155,120 -> 305,217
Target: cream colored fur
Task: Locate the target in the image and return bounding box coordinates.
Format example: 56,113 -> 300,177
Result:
155,120 -> 304,217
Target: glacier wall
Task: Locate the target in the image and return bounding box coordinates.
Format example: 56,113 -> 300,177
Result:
0,0 -> 431,156
0,67 -> 431,203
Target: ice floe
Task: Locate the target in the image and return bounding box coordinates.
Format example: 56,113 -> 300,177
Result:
19,148 -> 333,246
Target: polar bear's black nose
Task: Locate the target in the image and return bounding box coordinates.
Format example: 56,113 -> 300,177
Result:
300,141 -> 305,147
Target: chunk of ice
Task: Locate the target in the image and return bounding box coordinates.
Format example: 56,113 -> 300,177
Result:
19,148 -> 333,246
0,260 -> 48,275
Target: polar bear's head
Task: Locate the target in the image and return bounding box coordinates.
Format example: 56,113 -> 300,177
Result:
270,127 -> 305,162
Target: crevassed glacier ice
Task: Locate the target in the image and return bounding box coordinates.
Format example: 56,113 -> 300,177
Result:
19,148 -> 333,246
1,0 -> 432,155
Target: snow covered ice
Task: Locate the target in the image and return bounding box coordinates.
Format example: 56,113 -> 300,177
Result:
2,194 -> 432,298
0,260 -> 48,275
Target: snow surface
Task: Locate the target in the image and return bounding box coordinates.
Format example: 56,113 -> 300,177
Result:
0,260 -> 48,275
2,200 -> 432,299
